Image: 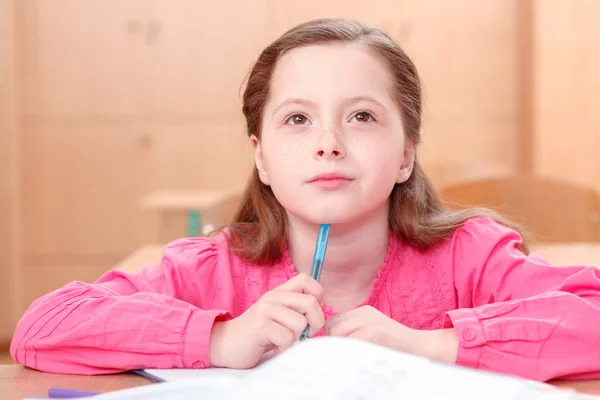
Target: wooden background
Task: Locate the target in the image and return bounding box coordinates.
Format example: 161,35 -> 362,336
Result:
1,0 -> 599,343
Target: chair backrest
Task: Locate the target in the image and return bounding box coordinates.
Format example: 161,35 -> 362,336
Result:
440,176 -> 600,242
423,163 -> 513,190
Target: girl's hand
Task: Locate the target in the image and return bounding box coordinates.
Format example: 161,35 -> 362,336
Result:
209,273 -> 325,369
325,305 -> 458,364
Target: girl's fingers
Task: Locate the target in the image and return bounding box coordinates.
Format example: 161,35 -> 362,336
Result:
276,273 -> 324,304
268,291 -> 325,336
268,304 -> 309,339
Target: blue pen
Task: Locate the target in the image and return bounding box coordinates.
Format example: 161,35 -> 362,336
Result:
298,223 -> 330,341
48,388 -> 100,398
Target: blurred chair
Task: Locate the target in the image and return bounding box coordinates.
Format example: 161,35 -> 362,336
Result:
423,163 -> 513,190
440,176 -> 600,242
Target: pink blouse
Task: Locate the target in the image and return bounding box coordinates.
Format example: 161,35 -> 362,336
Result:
10,217 -> 600,381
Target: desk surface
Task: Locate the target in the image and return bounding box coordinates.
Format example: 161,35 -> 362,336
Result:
0,365 -> 150,400
532,243 -> 600,267
114,244 -> 165,273
1,365 -> 600,399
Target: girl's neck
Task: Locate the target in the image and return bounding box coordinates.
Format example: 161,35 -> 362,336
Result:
286,204 -> 390,301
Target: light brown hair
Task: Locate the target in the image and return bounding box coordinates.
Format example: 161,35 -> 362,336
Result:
221,18 -> 528,264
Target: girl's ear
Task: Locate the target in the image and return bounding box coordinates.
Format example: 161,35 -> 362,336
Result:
251,135 -> 270,185
396,140 -> 416,184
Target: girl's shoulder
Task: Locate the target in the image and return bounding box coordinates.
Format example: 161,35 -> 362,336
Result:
159,228 -> 249,273
452,216 -> 524,249
427,216 -> 526,265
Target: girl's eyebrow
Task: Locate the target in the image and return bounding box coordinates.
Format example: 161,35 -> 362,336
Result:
271,95 -> 386,117
343,95 -> 386,109
272,98 -> 315,117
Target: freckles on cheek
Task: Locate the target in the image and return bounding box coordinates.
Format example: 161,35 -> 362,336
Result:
283,141 -> 308,158
370,148 -> 402,175
263,142 -> 304,171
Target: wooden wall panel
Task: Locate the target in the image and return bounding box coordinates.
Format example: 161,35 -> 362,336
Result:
21,126 -> 155,259
532,0 -> 600,192
21,0 -> 147,117
393,0 -> 521,170
150,124 -> 252,192
21,123 -> 253,260
0,0 -> 22,342
144,0 -> 272,118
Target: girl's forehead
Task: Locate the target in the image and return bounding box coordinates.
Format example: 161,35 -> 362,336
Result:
268,43 -> 395,104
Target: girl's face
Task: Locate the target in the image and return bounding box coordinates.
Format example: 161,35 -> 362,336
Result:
254,43 -> 415,226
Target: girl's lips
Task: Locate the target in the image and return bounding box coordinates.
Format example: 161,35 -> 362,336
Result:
307,173 -> 354,190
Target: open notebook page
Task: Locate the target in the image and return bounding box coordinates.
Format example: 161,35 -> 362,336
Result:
45,337 -> 584,400
136,350 -> 276,382
137,366 -> 250,382
226,337 -> 579,400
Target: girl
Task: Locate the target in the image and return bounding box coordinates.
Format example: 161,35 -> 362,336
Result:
10,18 -> 600,382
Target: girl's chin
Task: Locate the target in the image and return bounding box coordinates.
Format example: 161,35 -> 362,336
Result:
283,197 -> 389,227
290,209 -> 368,227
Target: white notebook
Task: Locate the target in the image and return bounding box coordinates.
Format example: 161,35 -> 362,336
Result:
135,366 -> 250,382
134,350 -> 275,382
36,337 -> 590,400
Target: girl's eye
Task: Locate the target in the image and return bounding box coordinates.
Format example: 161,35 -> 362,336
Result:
350,111 -> 375,123
286,114 -> 311,125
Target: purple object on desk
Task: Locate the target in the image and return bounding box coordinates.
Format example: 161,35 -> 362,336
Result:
131,369 -> 165,383
48,388 -> 100,398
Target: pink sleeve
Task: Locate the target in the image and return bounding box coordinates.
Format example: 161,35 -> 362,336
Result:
10,237 -> 234,375
444,218 -> 600,382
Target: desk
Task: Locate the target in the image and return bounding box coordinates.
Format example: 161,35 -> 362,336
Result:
141,189 -> 243,241
114,244 -> 165,273
0,365 -> 150,400
1,365 -> 600,399
533,243 -> 600,267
